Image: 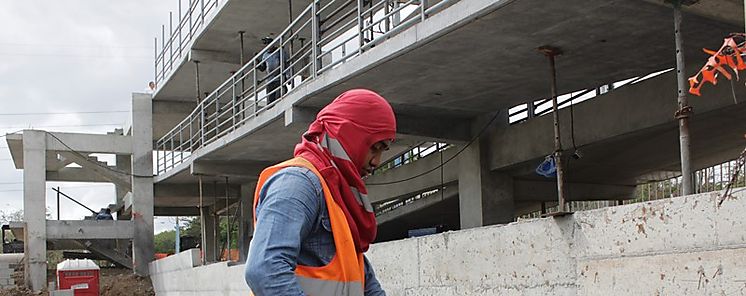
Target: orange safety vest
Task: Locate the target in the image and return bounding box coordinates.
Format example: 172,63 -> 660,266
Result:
252,157 -> 366,296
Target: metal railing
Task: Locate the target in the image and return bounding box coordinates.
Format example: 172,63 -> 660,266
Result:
154,0 -> 220,86
156,0 -> 456,175
372,142 -> 450,175
520,157 -> 746,219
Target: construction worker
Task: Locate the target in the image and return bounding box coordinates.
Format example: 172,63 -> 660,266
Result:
245,89 -> 395,295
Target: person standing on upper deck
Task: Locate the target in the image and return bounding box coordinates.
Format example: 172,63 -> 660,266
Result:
245,89 -> 394,295
257,36 -> 289,106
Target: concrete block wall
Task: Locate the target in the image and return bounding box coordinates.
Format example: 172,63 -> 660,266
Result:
150,190 -> 746,295
0,262 -> 13,289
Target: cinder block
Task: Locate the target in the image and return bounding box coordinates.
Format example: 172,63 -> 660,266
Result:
0,262 -> 8,269
49,289 -> 75,296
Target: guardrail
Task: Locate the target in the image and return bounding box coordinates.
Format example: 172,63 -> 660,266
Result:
521,157 -> 746,218
156,0 -> 457,175
372,142 -> 450,175
154,0 -> 220,87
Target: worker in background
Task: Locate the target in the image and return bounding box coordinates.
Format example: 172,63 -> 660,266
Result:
245,89 -> 395,295
257,36 -> 289,106
95,208 -> 113,220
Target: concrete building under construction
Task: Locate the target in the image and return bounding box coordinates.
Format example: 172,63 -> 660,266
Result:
6,0 -> 746,294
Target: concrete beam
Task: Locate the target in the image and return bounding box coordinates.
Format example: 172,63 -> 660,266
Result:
640,0 -> 743,26
395,113 -> 471,142
131,93 -> 155,276
189,49 -> 240,66
46,132 -> 132,154
284,106 -> 471,142
47,153 -> 78,171
46,220 -> 134,240
58,152 -> 132,188
46,167 -> 111,183
154,207 -> 200,216
191,160 -> 272,178
488,69 -> 746,172
154,183 -> 240,205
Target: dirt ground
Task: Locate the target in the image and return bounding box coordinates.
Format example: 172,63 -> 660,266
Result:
0,266 -> 154,296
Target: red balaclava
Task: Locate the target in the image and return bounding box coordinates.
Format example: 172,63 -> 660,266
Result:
294,89 -> 396,252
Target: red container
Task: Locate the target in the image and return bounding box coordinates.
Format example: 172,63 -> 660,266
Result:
56,259 -> 100,296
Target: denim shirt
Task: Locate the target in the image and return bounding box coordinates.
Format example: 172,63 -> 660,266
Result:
245,167 -> 386,296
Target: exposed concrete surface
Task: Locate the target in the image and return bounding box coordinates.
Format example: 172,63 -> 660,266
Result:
21,130 -> 47,292
45,220 -> 134,240
149,189 -> 746,295
132,93 -> 155,276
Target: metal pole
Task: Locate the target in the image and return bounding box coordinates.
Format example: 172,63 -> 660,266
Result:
175,216 -> 181,253
154,37 -> 158,85
311,1 -> 319,77
225,177 -> 230,261
239,31 -> 245,65
56,186 -> 60,220
198,176 -> 205,265
194,60 -> 201,103
672,0 -> 694,195
357,0 -> 364,53
539,45 -> 567,213
288,0 -> 293,24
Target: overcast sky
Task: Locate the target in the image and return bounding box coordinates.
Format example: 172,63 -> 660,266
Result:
0,1 -> 180,233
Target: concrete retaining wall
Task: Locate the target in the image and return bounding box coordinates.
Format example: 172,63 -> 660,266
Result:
150,190 -> 746,295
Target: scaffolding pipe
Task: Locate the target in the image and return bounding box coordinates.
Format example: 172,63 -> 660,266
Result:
198,176 -> 205,265
539,45 -> 567,213
672,0 -> 694,195
225,177 -> 231,262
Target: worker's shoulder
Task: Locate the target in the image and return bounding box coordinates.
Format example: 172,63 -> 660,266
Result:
270,166 -> 322,191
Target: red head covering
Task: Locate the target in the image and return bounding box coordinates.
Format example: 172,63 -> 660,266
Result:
294,89 -> 396,252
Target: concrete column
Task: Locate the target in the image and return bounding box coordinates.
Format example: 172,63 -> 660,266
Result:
115,154 -> 131,218
22,130 -> 47,292
201,206 -> 217,263
458,113 -> 515,229
238,183 -> 256,263
131,93 -> 154,276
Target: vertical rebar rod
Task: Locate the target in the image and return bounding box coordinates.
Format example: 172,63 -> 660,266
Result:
540,46 -> 567,213
672,0 -> 694,195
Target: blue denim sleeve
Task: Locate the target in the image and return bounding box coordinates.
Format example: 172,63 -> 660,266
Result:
245,167 -> 321,296
364,255 -> 386,296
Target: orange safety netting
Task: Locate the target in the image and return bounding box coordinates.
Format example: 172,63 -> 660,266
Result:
689,33 -> 746,96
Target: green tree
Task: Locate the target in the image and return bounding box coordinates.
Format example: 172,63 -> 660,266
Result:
154,230 -> 177,254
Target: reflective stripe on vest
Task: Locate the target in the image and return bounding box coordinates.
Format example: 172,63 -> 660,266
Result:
252,157 -> 366,296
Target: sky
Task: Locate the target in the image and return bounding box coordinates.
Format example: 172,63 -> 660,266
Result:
0,1 -> 180,233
